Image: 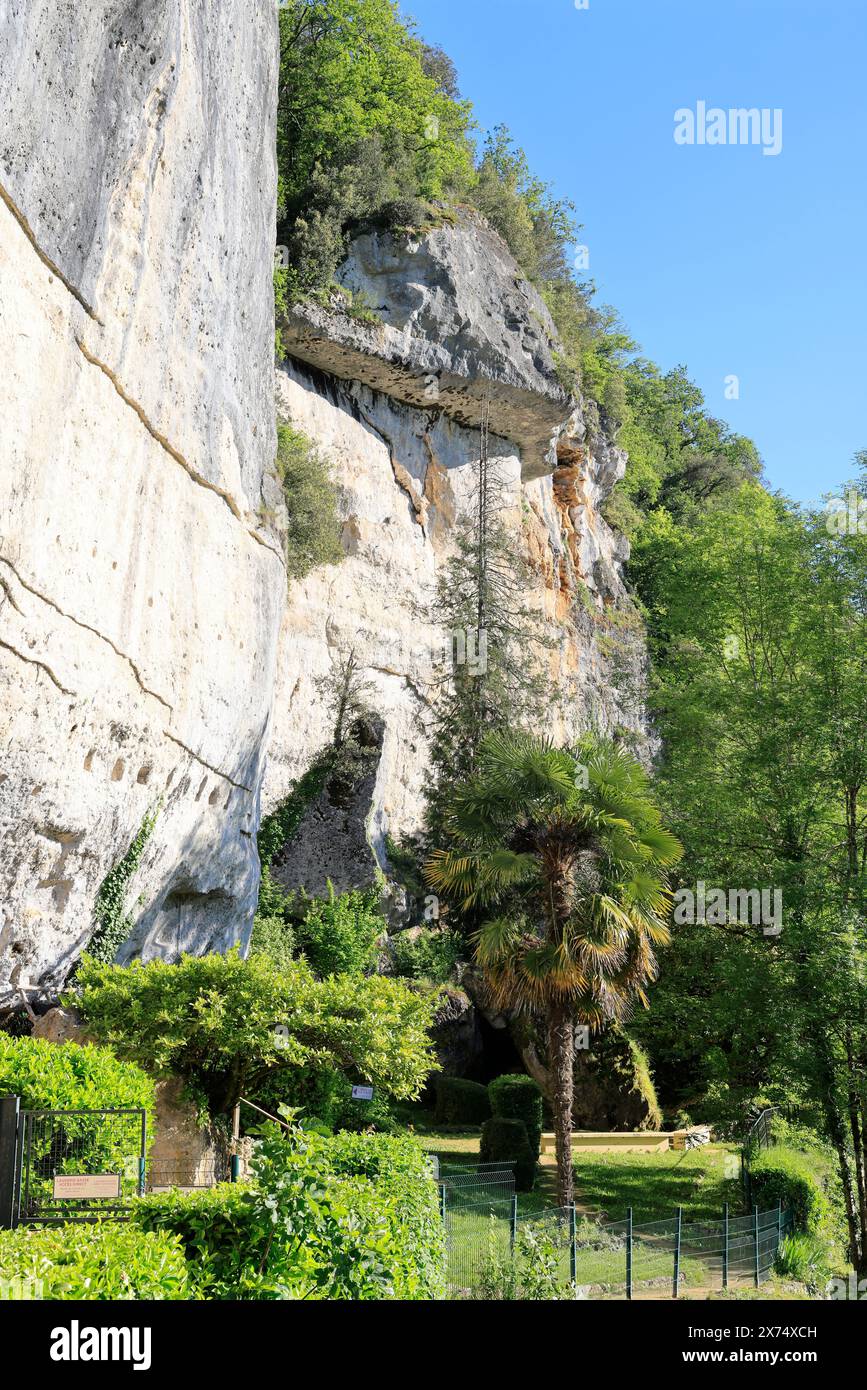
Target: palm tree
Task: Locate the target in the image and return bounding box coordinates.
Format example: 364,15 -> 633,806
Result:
425,731 -> 682,1207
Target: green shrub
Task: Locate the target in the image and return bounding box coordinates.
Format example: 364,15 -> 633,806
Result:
133,1185 -> 262,1299
322,1131 -> 445,1299
479,1117 -> 536,1192
252,880 -> 387,979
774,1233 -> 830,1289
391,927 -> 464,984
326,1173 -> 445,1299
0,1035 -> 156,1214
0,1224 -> 188,1300
247,911 -> 296,972
323,1129 -> 429,1180
748,1147 -> 830,1236
73,949 -> 436,1118
0,1034 -> 154,1119
488,1074 -> 543,1160
294,885 -> 384,978
134,1124 -> 444,1300
275,423 -> 344,579
767,1115 -> 833,1157
478,1217 -> 574,1301
433,1075 -> 491,1126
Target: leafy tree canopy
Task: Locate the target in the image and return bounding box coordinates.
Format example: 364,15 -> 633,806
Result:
72,950 -> 436,1117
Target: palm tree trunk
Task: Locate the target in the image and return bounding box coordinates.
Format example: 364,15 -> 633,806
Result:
547,1000 -> 575,1208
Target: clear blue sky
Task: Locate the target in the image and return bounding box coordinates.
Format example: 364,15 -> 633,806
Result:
401,0 -> 866,502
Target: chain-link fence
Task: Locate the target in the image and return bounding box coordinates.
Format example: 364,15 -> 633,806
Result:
443,1186 -> 793,1299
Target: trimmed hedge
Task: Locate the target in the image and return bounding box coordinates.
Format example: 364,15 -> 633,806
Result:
133,1129 -> 445,1300
323,1130 -> 429,1180
480,1117 -> 536,1192
434,1075 -> 491,1126
133,1185 -> 263,1299
0,1035 -> 155,1201
748,1147 -> 830,1236
0,1033 -> 154,1117
488,1074 -> 543,1160
0,1224 -> 188,1300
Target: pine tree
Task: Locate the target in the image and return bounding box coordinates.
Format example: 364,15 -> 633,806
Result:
425,407 -> 552,843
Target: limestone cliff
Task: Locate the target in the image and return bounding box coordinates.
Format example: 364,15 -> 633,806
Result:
0,1 -> 283,997
265,210 -> 647,892
0,10 -> 647,997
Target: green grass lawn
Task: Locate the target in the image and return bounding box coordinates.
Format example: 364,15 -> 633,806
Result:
397,1107 -> 752,1295
445,1203 -> 715,1296
399,1105 -> 744,1223
572,1145 -> 746,1223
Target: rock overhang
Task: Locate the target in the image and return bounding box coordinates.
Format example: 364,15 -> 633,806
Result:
278,208 -> 575,482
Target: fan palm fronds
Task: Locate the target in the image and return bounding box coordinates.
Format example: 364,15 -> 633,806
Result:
424,730 -> 682,1206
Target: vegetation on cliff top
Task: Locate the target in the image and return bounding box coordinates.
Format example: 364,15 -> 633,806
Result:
275,0 -> 761,543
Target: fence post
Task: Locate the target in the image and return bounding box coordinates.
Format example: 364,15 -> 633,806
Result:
626,1206 -> 633,1301
673,1206 -> 682,1299
440,1183 -> 447,1221
230,1103 -> 241,1182
138,1109 -> 147,1197
0,1095 -> 20,1231
777,1199 -> 784,1251
741,1149 -> 749,1208
510,1194 -> 518,1252
722,1203 -> 729,1289
754,1208 -> 761,1287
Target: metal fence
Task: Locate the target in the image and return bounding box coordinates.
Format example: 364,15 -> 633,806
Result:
439,1162 -> 516,1209
742,1106 -> 779,1207
444,1194 -> 793,1299
144,1160 -> 231,1192
1,1098 -> 147,1227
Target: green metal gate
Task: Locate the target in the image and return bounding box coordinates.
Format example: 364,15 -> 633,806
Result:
0,1095 -> 146,1227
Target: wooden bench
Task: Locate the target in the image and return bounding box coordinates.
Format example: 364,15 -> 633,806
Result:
541,1130 -> 682,1155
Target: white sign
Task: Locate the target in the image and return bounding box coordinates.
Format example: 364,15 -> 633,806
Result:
351,1085 -> 374,1102
52,1174 -> 121,1200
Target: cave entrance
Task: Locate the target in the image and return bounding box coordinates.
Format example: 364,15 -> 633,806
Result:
469,1012 -> 524,1085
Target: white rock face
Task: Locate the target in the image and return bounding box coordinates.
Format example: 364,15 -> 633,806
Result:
265,354 -> 646,884
265,220 -> 647,889
0,1 -> 283,993
280,209 -> 571,481
0,8 -> 648,990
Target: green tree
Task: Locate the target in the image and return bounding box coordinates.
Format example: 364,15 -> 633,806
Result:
314,646 -> 375,750
276,0 -> 473,296
72,951 -> 436,1118
637,475 -> 867,1270
425,731 -> 681,1205
425,414 -> 551,843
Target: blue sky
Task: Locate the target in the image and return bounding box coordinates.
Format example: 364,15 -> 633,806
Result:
401,0 -> 866,502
